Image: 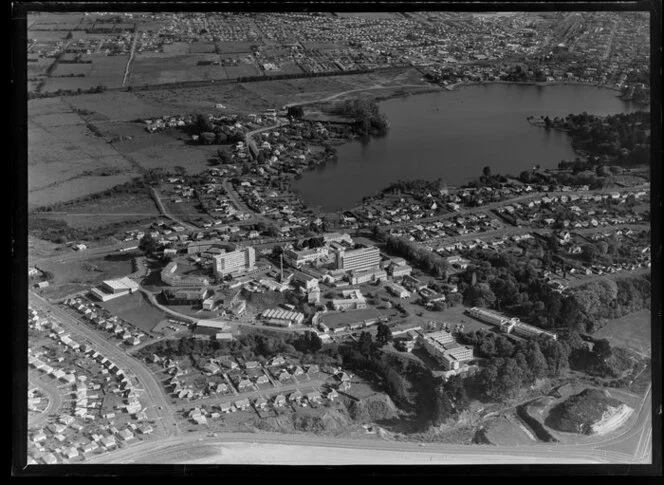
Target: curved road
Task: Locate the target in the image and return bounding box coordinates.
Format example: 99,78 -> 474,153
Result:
87,385 -> 652,465
29,292 -> 181,439
28,372 -> 64,429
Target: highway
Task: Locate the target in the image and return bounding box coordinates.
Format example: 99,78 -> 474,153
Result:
27,289 -> 652,465
85,384 -> 652,465
81,384 -> 652,464
28,291 -> 181,439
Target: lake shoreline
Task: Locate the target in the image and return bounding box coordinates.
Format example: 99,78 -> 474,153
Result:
294,83 -> 640,212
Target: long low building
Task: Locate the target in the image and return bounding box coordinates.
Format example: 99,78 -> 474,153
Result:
418,330 -> 473,370
90,277 -> 140,301
261,308 -> 304,326
385,282 -> 411,299
331,289 -> 367,311
465,307 -> 557,340
349,267 -> 387,285
161,261 -> 211,287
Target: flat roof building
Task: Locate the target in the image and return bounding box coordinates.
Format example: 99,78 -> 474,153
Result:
214,247 -> 256,277
261,308 -> 305,326
334,246 -> 381,272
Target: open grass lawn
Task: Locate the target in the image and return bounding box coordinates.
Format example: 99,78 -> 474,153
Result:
37,256 -> 134,299
594,310 -> 651,357
100,292 -> 170,333
319,308 -> 393,329
36,193 -> 160,229
128,54 -> 230,86
28,98 -> 142,208
483,415 -> 538,446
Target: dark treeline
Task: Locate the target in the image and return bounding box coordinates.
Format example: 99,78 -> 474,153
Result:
373,227 -> 448,277
544,111 -> 650,166
331,99 -> 390,137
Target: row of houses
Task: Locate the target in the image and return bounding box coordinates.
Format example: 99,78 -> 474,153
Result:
65,297 -> 144,346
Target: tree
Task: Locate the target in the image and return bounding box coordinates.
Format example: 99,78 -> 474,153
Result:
215,131 -> 228,144
581,244 -> 599,263
522,340 -> 548,378
358,332 -> 374,356
483,166 -> 492,178
287,106 -> 304,119
201,132 -> 216,145
376,323 -> 393,347
593,339 -> 612,360
196,113 -> 214,132
217,149 -> 231,164
139,233 -> 159,254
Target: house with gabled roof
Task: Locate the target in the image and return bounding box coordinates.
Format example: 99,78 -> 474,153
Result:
234,398 -> 250,410
236,379 -> 253,392
268,355 -> 286,367
254,374 -> 270,385
272,394 -> 286,407
276,369 -> 291,382
219,402 -> 235,413
289,365 -> 304,376
253,397 -> 268,410
288,390 -> 303,402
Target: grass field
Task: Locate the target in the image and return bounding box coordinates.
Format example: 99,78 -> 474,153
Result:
65,91 -> 177,120
100,292 -> 169,333
594,309 -> 651,357
34,192 -> 159,228
28,97 -> 141,208
128,54 -> 234,86
483,415 -> 538,446
37,256 -> 134,299
319,308 -> 394,329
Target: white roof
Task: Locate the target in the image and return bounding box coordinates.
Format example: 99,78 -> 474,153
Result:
103,277 -> 139,291
197,320 -> 228,329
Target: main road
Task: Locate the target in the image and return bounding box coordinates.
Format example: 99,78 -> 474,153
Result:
28,291 -> 181,438
86,385 -> 652,465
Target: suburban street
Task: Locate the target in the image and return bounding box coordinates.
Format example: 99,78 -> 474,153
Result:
29,291 -> 182,439
28,371 -> 65,429
86,385 -> 651,464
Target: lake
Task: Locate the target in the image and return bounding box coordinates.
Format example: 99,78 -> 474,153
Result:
292,83 -> 639,212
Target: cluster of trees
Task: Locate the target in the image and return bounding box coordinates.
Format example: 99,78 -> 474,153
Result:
382,178 -> 446,195
455,250 -> 581,331
232,67 -> 373,84
332,99 -> 389,137
28,84 -> 107,99
140,331 -> 336,370
464,166 -> 510,189
547,111 -> 650,166
287,106 -> 304,119
28,215 -> 153,245
568,275 -> 651,333
456,248 -> 651,334
373,227 -> 448,277
464,331 -> 571,401
293,236 -> 325,249
194,114 -> 245,146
